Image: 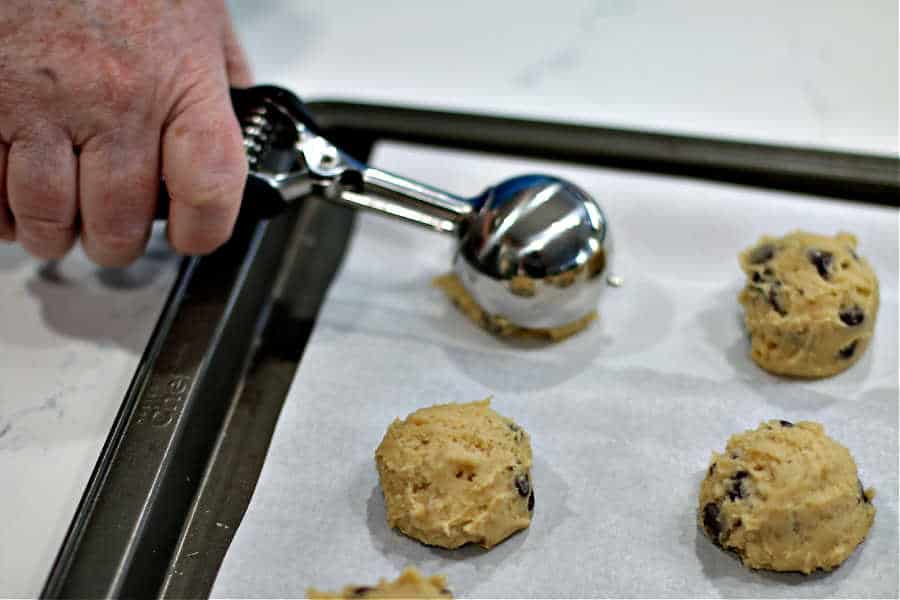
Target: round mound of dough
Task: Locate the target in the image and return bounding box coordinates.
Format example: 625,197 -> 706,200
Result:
698,420 -> 875,574
307,567 -> 451,599
738,230 -> 879,378
375,399 -> 534,549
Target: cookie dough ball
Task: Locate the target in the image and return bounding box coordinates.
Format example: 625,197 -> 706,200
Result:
307,567 -> 451,599
738,231 -> 879,378
375,399 -> 534,549
433,272 -> 595,341
699,420 -> 875,573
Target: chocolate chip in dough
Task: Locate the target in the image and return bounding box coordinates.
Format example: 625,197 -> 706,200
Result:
528,489 -> 535,512
515,473 -> 531,498
351,587 -> 373,597
768,281 -> 787,316
839,305 -> 865,326
808,249 -> 833,280
703,502 -> 722,541
779,420 -> 794,427
727,471 -> 749,501
858,478 -> 870,504
838,340 -> 858,359
749,244 -> 775,264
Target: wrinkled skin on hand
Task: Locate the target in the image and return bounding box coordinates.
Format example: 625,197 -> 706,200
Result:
0,0 -> 251,266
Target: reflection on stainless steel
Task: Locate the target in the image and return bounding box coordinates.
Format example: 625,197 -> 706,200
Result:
228,85 -> 612,330
457,175 -> 610,329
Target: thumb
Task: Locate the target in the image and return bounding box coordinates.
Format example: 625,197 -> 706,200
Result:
161,81 -> 247,255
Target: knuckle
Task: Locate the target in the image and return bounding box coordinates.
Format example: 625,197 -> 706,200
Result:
86,223 -> 147,254
84,214 -> 150,266
177,172 -> 245,210
17,219 -> 73,258
16,215 -> 73,241
175,53 -> 221,88
8,140 -> 76,220
170,210 -> 236,256
11,189 -> 71,221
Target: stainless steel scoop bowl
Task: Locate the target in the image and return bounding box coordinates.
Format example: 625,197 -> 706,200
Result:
162,85 -> 611,330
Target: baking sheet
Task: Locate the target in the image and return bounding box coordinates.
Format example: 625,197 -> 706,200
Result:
211,142 -> 898,598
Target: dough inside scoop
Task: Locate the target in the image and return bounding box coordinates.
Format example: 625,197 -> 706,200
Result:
433,272 -> 596,341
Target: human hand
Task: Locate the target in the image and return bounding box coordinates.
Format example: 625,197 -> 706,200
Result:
0,0 -> 251,266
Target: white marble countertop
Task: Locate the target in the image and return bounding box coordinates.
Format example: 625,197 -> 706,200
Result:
1,0 -> 896,596
0,229 -> 179,597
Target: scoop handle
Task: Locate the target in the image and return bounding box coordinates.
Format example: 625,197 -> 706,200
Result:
328,166 -> 471,234
152,84 -> 473,233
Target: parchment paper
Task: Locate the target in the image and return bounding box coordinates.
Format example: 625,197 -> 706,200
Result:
211,142 -> 898,598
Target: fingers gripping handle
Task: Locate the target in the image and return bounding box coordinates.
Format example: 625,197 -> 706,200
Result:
154,85 -> 320,221
154,177 -> 287,221
154,85 -> 472,233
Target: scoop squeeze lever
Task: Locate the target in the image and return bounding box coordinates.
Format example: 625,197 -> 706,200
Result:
158,85 -> 611,330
